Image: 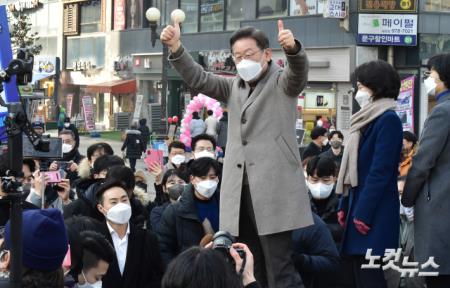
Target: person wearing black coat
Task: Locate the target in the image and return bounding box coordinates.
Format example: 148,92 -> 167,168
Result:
292,213 -> 341,288
121,125 -> 145,172
138,118 -> 151,150
157,158 -> 222,268
59,117 -> 80,145
95,180 -> 163,288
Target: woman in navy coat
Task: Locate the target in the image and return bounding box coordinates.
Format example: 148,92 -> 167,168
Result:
336,60 -> 403,288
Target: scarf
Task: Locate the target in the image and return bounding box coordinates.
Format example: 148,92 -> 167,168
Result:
336,98 -> 397,196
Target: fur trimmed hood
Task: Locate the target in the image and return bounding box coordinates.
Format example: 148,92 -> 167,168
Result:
133,186 -> 150,206
78,158 -> 92,179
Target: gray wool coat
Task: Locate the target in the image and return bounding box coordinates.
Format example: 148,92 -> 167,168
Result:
402,92 -> 450,275
169,42 -> 313,236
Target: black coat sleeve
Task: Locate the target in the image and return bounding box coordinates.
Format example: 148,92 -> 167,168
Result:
144,231 -> 164,288
156,204 -> 178,268
121,135 -> 128,151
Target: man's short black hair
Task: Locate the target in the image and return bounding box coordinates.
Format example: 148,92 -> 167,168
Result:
207,110 -> 213,116
23,159 -> 36,173
306,156 -> 336,178
106,165 -> 135,192
328,130 -> 344,141
230,26 -> 270,53
427,53 -> 450,89
169,141 -> 186,153
92,155 -> 125,175
403,131 -> 417,146
87,143 -> 114,161
81,231 -> 116,270
139,118 -> 147,125
311,127 -> 327,140
95,179 -> 128,205
353,60 -> 401,101
162,168 -> 189,187
189,158 -> 222,178
191,134 -> 217,151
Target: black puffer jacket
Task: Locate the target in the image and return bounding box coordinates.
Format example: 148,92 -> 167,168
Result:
156,184 -> 220,268
121,129 -> 145,159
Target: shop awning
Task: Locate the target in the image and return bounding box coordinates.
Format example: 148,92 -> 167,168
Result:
85,79 -> 137,94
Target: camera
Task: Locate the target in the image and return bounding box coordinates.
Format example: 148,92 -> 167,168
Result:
212,231 -> 246,265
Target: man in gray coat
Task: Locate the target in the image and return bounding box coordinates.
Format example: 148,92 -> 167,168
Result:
161,20 -> 313,287
402,53 -> 450,288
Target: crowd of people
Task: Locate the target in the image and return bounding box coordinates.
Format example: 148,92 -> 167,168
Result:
0,22 -> 449,288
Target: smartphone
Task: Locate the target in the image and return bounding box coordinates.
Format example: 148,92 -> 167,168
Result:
57,161 -> 71,171
46,171 -> 62,183
144,149 -> 164,169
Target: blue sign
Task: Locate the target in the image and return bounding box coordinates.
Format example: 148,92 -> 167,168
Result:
0,5 -> 20,103
0,111 -> 7,142
358,34 -> 417,46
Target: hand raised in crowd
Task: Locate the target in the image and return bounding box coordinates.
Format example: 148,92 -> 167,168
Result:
68,161 -> 78,172
230,243 -> 256,286
56,179 -> 71,205
49,161 -> 58,171
32,170 -> 49,196
277,20 -> 296,52
160,20 -> 181,53
148,161 -> 163,185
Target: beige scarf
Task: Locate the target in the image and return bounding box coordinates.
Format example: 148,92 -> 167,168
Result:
336,98 -> 397,196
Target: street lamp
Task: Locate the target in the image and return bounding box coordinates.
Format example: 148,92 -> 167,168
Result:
146,7 -> 185,134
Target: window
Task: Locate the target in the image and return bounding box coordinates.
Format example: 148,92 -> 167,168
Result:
289,0 -> 326,16
258,0 -> 288,18
126,0 -> 143,29
66,37 -> 105,69
420,34 -> 450,60
80,0 -> 102,33
37,37 -> 58,56
423,0 -> 450,12
163,0 -> 178,26
200,0 -> 224,32
226,0 -> 245,30
181,0 -> 198,33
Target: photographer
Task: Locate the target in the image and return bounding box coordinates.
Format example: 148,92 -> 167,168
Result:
49,130 -> 84,184
27,170 -> 72,212
162,243 -> 259,288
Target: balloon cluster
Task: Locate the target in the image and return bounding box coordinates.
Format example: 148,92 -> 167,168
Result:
167,116 -> 179,124
179,94 -> 223,147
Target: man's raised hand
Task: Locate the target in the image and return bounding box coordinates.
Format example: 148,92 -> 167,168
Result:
277,20 -> 296,51
160,20 -> 181,52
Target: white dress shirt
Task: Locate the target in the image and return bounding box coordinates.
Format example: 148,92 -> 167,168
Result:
107,222 -> 130,275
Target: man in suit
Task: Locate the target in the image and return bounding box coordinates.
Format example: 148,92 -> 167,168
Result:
95,179 -> 163,288
160,19 -> 313,287
402,53 -> 450,288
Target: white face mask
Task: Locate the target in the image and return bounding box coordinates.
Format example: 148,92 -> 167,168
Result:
308,182 -> 334,200
105,202 -> 132,224
194,151 -> 216,160
64,123 -> 70,128
62,143 -> 73,154
79,271 -> 102,288
195,180 -> 218,199
171,154 -> 186,165
355,90 -> 371,108
424,77 -> 437,96
322,138 -> 329,146
236,59 -> 263,82
317,119 -> 323,127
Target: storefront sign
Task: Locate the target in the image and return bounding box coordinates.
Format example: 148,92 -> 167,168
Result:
33,56 -> 58,81
200,50 -> 236,74
82,96 -> 95,131
18,84 -> 34,97
133,94 -> 143,123
8,0 -> 41,12
324,0 -> 347,18
73,61 -> 93,71
396,76 -> 415,131
66,94 -> 73,118
304,91 -> 336,109
358,0 -> 417,13
114,0 -> 126,30
358,14 -> 417,46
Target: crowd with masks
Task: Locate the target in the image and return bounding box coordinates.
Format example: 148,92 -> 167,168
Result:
0,22 -> 449,288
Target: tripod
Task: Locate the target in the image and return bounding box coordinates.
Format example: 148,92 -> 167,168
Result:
1,50 -> 49,288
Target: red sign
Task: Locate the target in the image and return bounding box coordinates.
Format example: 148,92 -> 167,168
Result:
114,0 -> 126,30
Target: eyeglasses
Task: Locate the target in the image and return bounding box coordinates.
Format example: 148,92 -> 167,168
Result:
232,49 -> 262,62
